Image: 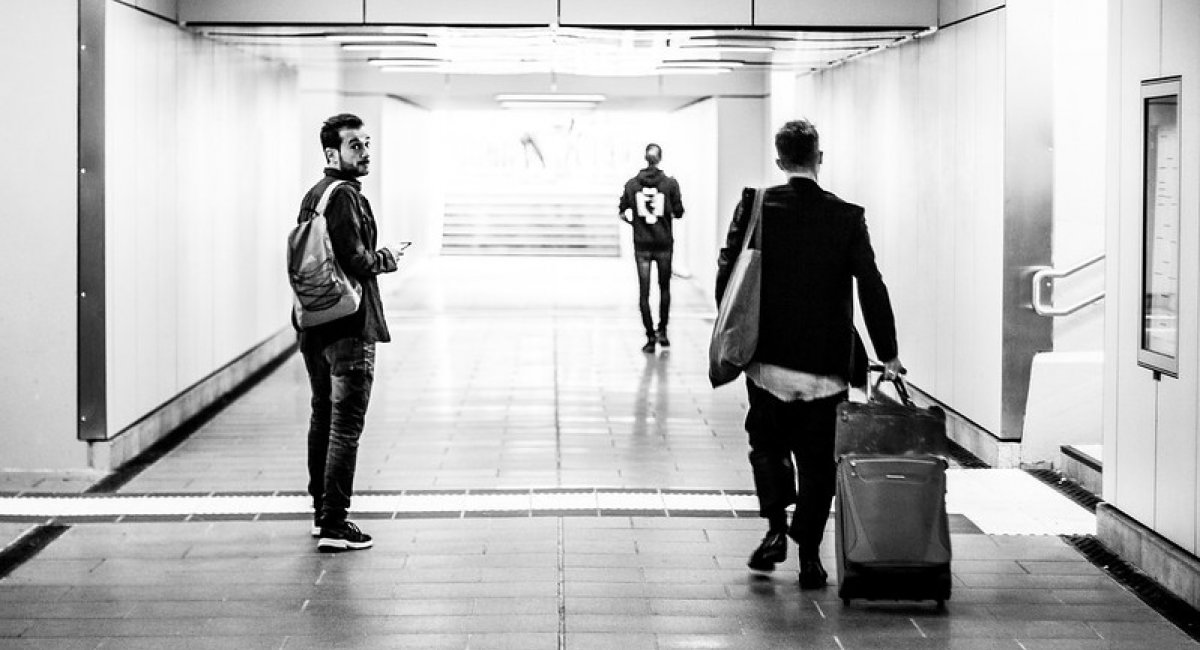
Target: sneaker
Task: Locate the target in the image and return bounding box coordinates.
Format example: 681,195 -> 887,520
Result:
310,515 -> 321,538
641,337 -> 656,354
317,521 -> 373,553
656,330 -> 670,348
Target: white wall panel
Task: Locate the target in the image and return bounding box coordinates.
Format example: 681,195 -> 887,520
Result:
1155,0 -> 1200,553
178,0 -> 361,24
367,0 -> 555,25
663,100 -> 719,299
1050,0 -> 1107,353
0,0 -> 85,469
560,0 -> 750,26
105,2 -> 301,434
795,10 -> 1005,434
1108,0 -> 1163,530
381,99 -> 441,259
757,0 -> 936,28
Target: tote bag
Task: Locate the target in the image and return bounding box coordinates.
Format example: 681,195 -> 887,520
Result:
709,188 -> 764,387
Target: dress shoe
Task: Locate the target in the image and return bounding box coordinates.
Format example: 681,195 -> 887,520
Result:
641,337 -> 656,354
747,530 -> 788,571
798,557 -> 828,589
656,330 -> 670,348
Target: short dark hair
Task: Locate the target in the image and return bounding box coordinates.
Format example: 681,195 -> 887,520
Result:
320,113 -> 363,150
775,119 -> 820,169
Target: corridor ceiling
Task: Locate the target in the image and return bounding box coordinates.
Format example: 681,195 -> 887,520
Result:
196,24 -> 926,77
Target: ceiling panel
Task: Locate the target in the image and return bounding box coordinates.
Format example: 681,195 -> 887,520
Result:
559,0 -> 752,27
755,0 -> 937,28
179,0 -> 362,25
366,0 -> 557,26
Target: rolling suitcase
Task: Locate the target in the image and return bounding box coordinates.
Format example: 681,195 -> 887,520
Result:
834,368 -> 952,607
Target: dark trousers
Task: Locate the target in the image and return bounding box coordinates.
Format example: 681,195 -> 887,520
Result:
303,337 -> 376,527
745,379 -> 847,559
635,248 -> 672,337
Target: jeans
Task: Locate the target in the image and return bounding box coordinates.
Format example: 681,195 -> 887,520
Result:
635,249 -> 672,337
303,337 -> 376,527
745,379 -> 848,559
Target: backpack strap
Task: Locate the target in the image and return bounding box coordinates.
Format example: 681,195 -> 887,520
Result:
315,180 -> 346,216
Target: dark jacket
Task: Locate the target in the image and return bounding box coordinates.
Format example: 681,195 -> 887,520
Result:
295,169 -> 398,352
618,167 -> 684,251
715,177 -> 897,382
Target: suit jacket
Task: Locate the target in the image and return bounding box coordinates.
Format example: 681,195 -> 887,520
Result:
715,177 -> 898,383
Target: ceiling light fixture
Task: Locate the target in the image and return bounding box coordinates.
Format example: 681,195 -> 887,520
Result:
325,33 -> 431,43
677,45 -> 774,53
499,101 -> 600,110
494,94 -> 606,103
658,59 -> 745,68
368,57 -> 446,65
341,43 -> 437,52
656,66 -> 734,74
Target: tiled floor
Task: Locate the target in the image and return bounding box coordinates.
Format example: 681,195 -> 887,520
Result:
0,256 -> 1195,648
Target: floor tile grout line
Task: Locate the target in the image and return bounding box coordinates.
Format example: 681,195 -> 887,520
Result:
557,516 -> 566,650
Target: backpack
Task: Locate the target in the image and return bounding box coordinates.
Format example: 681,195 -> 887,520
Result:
287,180 -> 361,329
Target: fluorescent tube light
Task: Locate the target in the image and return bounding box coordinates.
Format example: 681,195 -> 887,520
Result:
494,94 -> 606,103
341,43 -> 438,52
499,101 -> 599,110
325,33 -> 431,43
656,66 -> 734,75
677,45 -> 774,53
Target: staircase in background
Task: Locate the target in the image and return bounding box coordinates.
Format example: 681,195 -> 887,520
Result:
441,175 -> 622,257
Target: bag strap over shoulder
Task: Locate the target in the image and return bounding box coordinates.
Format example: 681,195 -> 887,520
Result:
742,187 -> 765,252
315,180 -> 347,216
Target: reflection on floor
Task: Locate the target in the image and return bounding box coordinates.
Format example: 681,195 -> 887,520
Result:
0,256 -> 1192,648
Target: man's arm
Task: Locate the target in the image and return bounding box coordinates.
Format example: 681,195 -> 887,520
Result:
848,208 -> 899,368
714,188 -> 755,304
325,188 -> 399,278
617,182 -> 633,221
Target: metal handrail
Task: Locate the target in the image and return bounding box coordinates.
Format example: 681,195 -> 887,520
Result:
1031,253 -> 1105,317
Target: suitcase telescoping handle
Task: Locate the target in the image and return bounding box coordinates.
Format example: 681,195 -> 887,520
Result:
867,363 -> 914,407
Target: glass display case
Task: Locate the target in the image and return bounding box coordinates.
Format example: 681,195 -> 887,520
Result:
1138,77 -> 1182,378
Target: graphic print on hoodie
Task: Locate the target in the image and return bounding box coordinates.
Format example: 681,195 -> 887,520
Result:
620,167 -> 685,252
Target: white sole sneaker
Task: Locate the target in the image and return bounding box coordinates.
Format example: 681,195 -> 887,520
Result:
317,536 -> 373,552
310,525 -> 321,538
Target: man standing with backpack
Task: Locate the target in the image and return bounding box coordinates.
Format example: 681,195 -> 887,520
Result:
619,143 -> 685,353
293,113 -> 406,552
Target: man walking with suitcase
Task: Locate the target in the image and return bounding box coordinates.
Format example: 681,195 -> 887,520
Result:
715,119 -> 903,589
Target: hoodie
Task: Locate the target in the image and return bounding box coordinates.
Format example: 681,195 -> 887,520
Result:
619,167 -> 685,251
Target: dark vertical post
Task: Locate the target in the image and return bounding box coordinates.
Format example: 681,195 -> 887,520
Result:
1001,0 -> 1055,440
78,0 -> 106,441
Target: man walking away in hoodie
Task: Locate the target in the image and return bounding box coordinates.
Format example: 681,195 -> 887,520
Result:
619,143 -> 685,353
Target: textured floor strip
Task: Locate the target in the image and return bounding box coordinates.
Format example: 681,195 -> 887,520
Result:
1026,468 -> 1103,513
0,470 -> 1096,535
1064,534 -> 1200,643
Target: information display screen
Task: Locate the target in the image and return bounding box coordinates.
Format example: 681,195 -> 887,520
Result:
1139,78 -> 1182,377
